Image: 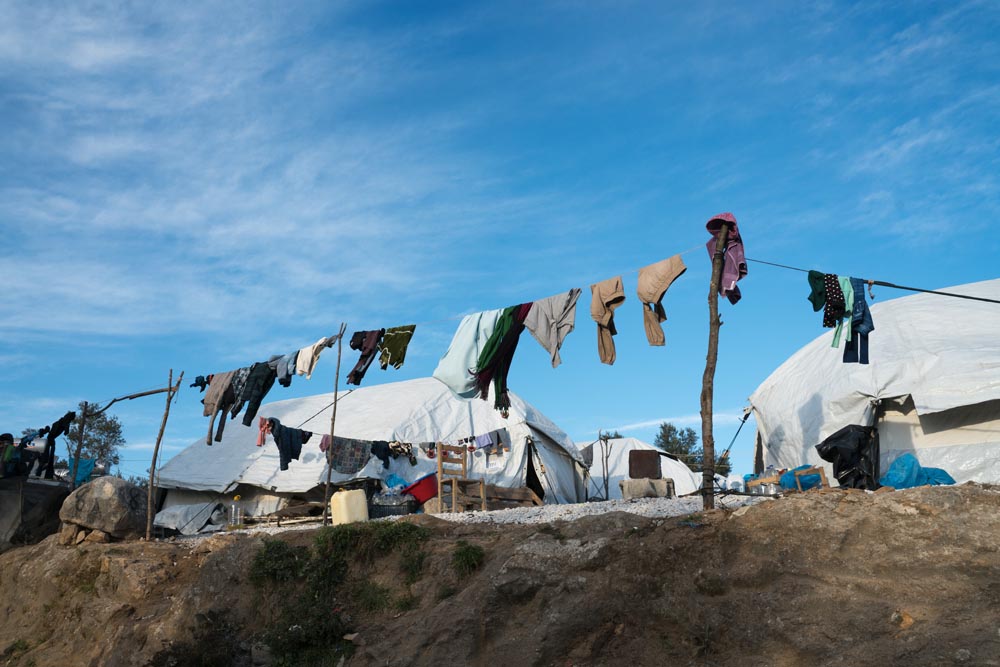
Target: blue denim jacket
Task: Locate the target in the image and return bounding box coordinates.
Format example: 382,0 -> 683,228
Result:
849,277 -> 874,335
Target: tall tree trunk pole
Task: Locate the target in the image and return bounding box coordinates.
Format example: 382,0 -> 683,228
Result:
70,402 -> 89,490
700,224 -> 730,510
322,326 -> 347,526
146,369 -> 183,541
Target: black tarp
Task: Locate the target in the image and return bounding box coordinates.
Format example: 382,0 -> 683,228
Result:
815,424 -> 880,490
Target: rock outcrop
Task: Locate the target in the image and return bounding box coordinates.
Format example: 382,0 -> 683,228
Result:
59,476 -> 147,539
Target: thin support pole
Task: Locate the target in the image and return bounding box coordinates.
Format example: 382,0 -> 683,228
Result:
322,324 -> 348,526
700,223 -> 730,511
146,370 -> 183,541
70,402 -> 89,491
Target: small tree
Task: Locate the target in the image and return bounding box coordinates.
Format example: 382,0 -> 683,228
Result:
64,400 -> 125,468
597,429 -> 623,440
653,421 -> 731,477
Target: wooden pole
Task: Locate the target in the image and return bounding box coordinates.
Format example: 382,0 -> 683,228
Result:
322,324 -> 347,526
70,402 -> 89,491
700,223 -> 730,510
146,370 -> 183,541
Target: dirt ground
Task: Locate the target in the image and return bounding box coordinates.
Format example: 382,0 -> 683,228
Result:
2,484 -> 1000,667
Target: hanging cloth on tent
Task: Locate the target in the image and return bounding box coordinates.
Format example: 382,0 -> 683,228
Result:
843,276 -> 875,365
831,276 -> 854,348
232,362 -> 277,426
346,329 -> 386,385
590,276 -> 626,365
705,212 -> 747,304
636,255 -> 687,346
265,418 -> 312,471
328,436 -> 374,474
473,303 -> 533,417
821,274 -> 846,328
806,270 -> 826,311
379,325 -> 417,370
296,331 -> 346,379
203,370 -> 237,445
524,288 -> 582,368
433,308 -> 505,398
37,411 -> 75,480
190,375 -> 212,393
268,351 -> 298,388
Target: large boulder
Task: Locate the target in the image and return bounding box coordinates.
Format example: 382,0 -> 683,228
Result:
59,477 -> 147,539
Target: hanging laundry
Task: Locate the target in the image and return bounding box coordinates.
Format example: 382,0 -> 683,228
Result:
319,433 -> 332,452
637,255 -> 687,346
474,303 -> 533,417
37,411 -> 75,479
705,212 -> 747,304
590,276 -> 626,365
257,416 -> 272,447
831,276 -> 854,348
268,351 -> 298,388
203,369 -> 237,445
371,440 -> 391,468
346,329 -> 385,386
524,288 -> 582,368
296,331 -> 345,379
327,436 -> 374,474
474,432 -> 494,450
433,308 -> 505,398
379,325 -> 417,370
806,270 -> 826,311
266,418 -> 312,471
418,441 -> 436,458
821,274 -> 846,328
389,441 -> 417,465
190,375 -> 212,393
843,277 -> 875,365
232,362 -> 277,426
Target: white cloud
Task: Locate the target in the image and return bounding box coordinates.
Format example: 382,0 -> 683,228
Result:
606,411 -> 746,433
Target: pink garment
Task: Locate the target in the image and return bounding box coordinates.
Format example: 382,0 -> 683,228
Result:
705,212 -> 747,304
256,416 -> 271,447
319,434 -> 332,453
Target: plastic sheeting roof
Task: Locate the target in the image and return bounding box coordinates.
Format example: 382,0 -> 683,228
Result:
750,277 -> 1000,468
577,437 -> 701,498
157,377 -> 583,495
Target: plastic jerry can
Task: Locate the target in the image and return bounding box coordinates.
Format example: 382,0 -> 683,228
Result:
329,489 -> 369,525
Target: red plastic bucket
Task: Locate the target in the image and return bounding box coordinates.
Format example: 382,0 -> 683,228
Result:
402,473 -> 438,504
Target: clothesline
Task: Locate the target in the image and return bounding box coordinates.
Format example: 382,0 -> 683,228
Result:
747,258 -> 1000,305
388,242 -> 710,331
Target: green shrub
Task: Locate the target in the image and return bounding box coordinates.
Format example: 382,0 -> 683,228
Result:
249,539 -> 308,585
451,540 -> 485,577
351,580 -> 391,613
394,593 -> 419,612
400,547 -> 427,585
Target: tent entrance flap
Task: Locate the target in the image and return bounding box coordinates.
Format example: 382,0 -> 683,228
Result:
525,440 -> 545,503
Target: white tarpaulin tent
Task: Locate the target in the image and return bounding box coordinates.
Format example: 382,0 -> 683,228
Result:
156,377 -> 587,510
750,277 -> 1000,484
577,437 -> 700,499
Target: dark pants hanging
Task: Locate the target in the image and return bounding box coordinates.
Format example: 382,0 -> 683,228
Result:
36,434 -> 57,479
843,332 -> 870,364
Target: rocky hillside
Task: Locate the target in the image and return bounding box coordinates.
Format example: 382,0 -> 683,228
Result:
2,484 -> 1000,667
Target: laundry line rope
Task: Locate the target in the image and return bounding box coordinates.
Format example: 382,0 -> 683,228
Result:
747,258 -> 1000,306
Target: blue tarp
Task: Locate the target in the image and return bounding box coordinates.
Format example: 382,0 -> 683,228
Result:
67,458 -> 95,486
779,464 -> 823,491
879,453 -> 955,489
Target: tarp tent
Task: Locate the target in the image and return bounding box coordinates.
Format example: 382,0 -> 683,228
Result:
750,277 -> 1000,484
577,437 -> 700,499
156,377 -> 587,517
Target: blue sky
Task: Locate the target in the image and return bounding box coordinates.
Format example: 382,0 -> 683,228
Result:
2,1 -> 999,481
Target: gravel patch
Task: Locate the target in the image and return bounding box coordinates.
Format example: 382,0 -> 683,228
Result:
424,493 -> 765,525
173,493 -> 767,541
